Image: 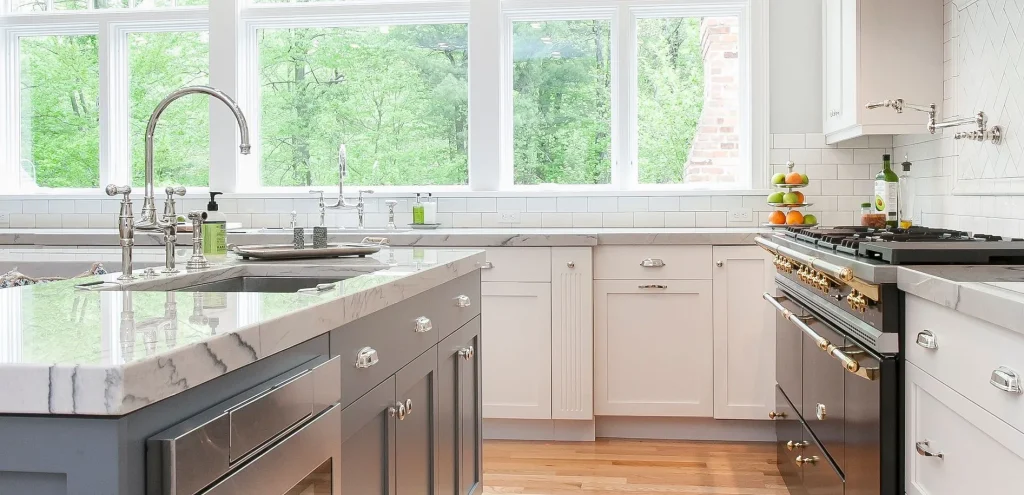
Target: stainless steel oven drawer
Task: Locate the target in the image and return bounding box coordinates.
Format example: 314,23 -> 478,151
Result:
775,386 -> 805,491
333,272 -> 480,409
799,420 -> 845,495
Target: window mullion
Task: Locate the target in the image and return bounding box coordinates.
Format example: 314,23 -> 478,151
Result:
468,0 -> 501,191
0,31 -> 11,193
209,0 -> 242,193
99,21 -> 129,189
611,4 -> 634,189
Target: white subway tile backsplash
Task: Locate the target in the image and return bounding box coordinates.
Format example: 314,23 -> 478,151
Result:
821,180 -> 854,196
0,200 -> 22,213
854,148 -> 885,164
541,212 -> 573,228
868,135 -> 894,148
710,196 -> 742,211
822,148 -> 855,164
452,212 -> 482,228
805,133 -> 830,149
602,212 -> 633,228
678,196 -> 712,211
555,197 -> 588,213
264,198 -> 294,213
790,149 -> 822,165
769,148 -> 791,165
572,212 -> 603,228
250,214 -> 280,229
496,197 -> 526,211
437,197 -> 467,212
526,197 -> 557,212
837,164 -> 871,180
519,212 -> 543,228
837,136 -> 872,149
695,211 -> 727,228
617,197 -> 649,212
588,196 -> 618,212
647,196 -> 679,212
36,214 -> 62,228
664,211 -> 696,227
466,197 -> 497,212
633,212 -> 665,228
9,214 -> 35,228
23,200 -> 48,214
805,164 -> 838,180
773,134 -> 805,149
62,214 -> 89,228
237,199 -> 265,213
73,200 -> 101,214
480,213 -> 504,228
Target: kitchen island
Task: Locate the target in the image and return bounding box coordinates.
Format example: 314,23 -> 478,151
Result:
0,247 -> 485,495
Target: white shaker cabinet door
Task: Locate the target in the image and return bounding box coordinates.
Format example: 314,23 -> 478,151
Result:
712,246 -> 776,420
595,280 -> 714,417
480,282 -> 552,419
906,363 -> 1024,495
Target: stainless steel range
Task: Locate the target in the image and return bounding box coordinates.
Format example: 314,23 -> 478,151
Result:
756,226 -> 1024,495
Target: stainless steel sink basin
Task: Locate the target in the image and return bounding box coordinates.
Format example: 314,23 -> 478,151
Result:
171,276 -> 350,293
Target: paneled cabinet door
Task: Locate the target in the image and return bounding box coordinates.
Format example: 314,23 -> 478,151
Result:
396,349 -> 440,495
437,317 -> 483,495
712,246 -> 776,420
480,282 -> 552,419
342,376 -> 397,495
551,247 -> 594,420
595,280 -> 714,417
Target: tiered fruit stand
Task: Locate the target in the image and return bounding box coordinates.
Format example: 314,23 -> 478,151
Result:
765,161 -> 817,228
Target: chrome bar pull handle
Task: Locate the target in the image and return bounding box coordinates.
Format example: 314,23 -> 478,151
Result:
455,295 -> 472,308
639,284 -> 668,289
414,316 -> 433,333
355,347 -> 379,369
640,258 -> 666,268
916,330 -> 938,349
915,440 -> 944,459
478,261 -> 494,270
990,366 -> 1022,394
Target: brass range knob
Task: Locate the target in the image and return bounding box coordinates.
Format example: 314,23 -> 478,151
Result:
786,440 -> 809,451
847,290 -> 869,312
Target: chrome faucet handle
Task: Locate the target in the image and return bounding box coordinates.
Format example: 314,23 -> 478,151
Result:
290,211 -> 298,229
385,200 -> 398,230
186,210 -> 210,270
310,190 -> 327,226
163,186 -> 186,221
106,184 -> 136,281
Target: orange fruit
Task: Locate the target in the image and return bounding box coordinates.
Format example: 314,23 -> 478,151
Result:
768,211 -> 786,225
785,172 -> 803,185
786,211 -> 804,225
792,191 -> 805,203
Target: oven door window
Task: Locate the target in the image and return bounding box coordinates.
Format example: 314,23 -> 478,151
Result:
285,460 -> 333,495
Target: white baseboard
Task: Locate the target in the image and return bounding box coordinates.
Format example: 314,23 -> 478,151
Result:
483,417 -> 775,442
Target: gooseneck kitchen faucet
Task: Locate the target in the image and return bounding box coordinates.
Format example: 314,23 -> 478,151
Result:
137,86 -> 251,231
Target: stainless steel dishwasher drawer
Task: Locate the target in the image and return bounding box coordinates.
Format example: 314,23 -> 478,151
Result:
147,356 -> 342,495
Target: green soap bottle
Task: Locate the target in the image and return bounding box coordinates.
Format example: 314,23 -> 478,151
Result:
874,154 -> 899,228
203,192 -> 227,256
412,193 -> 425,225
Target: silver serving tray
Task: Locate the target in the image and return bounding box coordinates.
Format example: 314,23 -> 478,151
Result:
229,237 -> 387,261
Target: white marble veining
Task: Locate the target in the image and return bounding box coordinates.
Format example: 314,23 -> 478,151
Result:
0,227 -> 766,248
0,247 -> 484,416
898,265 -> 1024,336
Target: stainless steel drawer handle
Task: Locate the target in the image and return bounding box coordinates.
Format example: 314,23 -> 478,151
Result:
415,316 -> 433,333
458,346 -> 474,360
455,295 -> 472,308
916,330 -> 938,349
479,261 -> 494,269
990,366 -> 1023,394
915,440 -> 944,459
639,284 -> 668,289
355,347 -> 379,369
640,258 -> 666,268
795,455 -> 819,466
815,403 -> 827,420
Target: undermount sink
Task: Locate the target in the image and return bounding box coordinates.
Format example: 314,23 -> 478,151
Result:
170,276 -> 351,293
258,227 -> 410,235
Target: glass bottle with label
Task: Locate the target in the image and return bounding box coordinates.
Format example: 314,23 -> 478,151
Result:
898,156 -> 914,229
874,153 -> 899,228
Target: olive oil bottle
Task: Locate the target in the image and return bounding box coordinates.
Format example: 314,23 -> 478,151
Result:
874,154 -> 899,228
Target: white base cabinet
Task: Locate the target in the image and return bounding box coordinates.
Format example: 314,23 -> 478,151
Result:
711,246 -> 776,420
551,247 -> 594,420
906,363 -> 1024,495
594,279 -> 714,417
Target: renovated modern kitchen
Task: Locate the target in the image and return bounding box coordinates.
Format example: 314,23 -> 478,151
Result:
1,0 -> 1023,494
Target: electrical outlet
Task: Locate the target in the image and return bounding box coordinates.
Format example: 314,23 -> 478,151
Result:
728,208 -> 753,222
0,213 -> 9,224
498,210 -> 521,224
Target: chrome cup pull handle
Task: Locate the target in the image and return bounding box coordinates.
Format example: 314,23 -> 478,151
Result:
916,330 -> 938,349
458,346 -> 474,360
455,295 -> 472,308
990,366 -> 1022,394
479,261 -> 494,269
915,440 -> 944,459
640,258 -> 666,268
414,316 -> 433,333
355,347 -> 379,369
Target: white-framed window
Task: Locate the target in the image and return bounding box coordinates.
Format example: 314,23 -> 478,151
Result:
0,0 -> 766,194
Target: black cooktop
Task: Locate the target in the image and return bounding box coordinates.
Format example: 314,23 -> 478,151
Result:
782,226 -> 1024,264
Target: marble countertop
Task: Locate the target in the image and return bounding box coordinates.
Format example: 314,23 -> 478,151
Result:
898,265 -> 1024,335
0,247 -> 484,416
0,227 -> 766,247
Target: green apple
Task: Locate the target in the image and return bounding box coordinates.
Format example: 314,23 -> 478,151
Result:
771,173 -> 787,185
782,192 -> 800,204
803,214 -> 818,225
767,192 -> 785,203
801,173 -> 810,185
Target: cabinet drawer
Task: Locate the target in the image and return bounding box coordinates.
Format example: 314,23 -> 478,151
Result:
799,421 -> 845,494
906,295 -> 1024,432
480,248 -> 551,282
594,246 -> 712,280
906,363 -> 1024,495
333,273 -> 480,408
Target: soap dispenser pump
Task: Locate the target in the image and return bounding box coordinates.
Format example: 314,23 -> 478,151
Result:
203,192 -> 227,256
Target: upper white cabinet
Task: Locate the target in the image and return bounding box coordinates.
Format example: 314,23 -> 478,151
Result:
821,0 -> 943,144
712,246 -> 776,420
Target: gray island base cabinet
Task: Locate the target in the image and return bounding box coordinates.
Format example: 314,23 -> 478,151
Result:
0,271 -> 483,495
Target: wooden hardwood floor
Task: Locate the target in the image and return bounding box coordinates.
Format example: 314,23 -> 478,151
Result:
483,439 -> 790,495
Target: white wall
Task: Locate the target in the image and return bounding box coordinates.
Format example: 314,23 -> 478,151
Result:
769,0 -> 823,134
